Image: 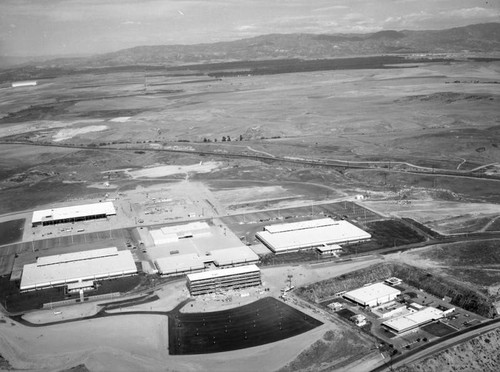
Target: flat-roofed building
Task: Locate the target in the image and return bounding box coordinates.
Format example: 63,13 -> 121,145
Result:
382,307 -> 445,334
32,202 -> 116,227
187,264 -> 261,296
20,247 -> 137,291
344,283 -> 401,307
209,246 -> 259,267
256,218 -> 371,254
155,253 -> 205,276
316,244 -> 343,256
150,221 -> 210,245
12,80 -> 37,88
385,277 -> 403,286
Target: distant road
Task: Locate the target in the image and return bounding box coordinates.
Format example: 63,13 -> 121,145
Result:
1,141 -> 499,183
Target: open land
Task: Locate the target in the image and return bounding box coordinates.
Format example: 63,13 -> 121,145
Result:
0,56 -> 499,371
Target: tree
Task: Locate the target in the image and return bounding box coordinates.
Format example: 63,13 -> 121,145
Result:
227,135 -> 231,141
239,134 -> 243,141
222,136 -> 226,142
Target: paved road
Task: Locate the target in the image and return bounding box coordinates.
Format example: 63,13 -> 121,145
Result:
371,318 -> 500,372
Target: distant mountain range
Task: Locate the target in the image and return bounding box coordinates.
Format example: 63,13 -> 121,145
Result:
2,23 -> 500,70
78,23 -> 500,67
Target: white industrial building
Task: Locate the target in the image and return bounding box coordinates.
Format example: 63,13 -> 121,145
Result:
256,218 -> 371,254
20,247 -> 137,291
344,283 -> 401,307
187,264 -> 261,296
154,246 -> 259,276
11,80 -> 37,88
150,221 -> 211,245
316,244 -> 343,256
155,253 -> 206,276
208,246 -> 259,267
382,307 -> 446,334
32,201 -> 116,227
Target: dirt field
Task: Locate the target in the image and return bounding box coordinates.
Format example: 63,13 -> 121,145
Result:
389,241 -> 500,302
364,200 -> 500,234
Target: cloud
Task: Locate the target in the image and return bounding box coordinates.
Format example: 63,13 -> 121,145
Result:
121,20 -> 142,25
446,7 -> 500,19
313,5 -> 349,12
384,6 -> 500,30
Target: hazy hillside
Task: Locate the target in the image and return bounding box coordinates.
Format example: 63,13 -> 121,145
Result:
83,22 -> 500,67
1,23 -> 498,73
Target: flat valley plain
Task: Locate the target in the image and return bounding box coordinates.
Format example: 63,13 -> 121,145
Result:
0,58 -> 499,214
0,57 -> 500,372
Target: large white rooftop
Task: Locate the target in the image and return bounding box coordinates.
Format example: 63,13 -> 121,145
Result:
209,246 -> 259,267
32,202 -> 116,224
187,264 -> 260,282
37,247 -> 118,266
154,253 -> 205,275
20,247 -> 137,291
383,307 -> 445,333
344,283 -> 401,306
264,218 -> 337,234
160,221 -> 210,236
256,218 -> 371,253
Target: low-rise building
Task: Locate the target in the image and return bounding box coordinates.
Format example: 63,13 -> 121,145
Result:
187,264 -> 261,296
256,218 -> 371,254
344,283 -> 401,307
32,202 -> 116,227
382,306 -> 445,334
20,247 -> 137,291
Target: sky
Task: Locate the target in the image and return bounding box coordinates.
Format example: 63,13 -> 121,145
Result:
0,0 -> 499,57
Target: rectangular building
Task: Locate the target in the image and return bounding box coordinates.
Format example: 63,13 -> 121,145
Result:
20,247 -> 137,291
256,218 -> 371,254
209,246 -> 259,267
187,264 -> 261,296
344,283 -> 401,307
150,221 -> 211,245
155,253 -> 206,276
382,307 -> 445,334
32,202 -> 116,227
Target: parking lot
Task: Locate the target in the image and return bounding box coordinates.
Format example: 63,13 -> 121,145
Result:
222,201 -> 385,246
321,280 -> 486,354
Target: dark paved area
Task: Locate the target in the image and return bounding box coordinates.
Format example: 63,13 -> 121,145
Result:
168,297 -> 322,355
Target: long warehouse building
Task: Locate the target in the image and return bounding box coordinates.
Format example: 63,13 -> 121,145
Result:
20,247 -> 137,291
155,246 -> 259,277
32,201 -> 116,227
256,218 -> 371,254
344,283 -> 401,307
382,307 -> 446,334
187,265 -> 261,296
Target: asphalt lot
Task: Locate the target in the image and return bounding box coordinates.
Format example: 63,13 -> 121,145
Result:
168,296 -> 322,355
